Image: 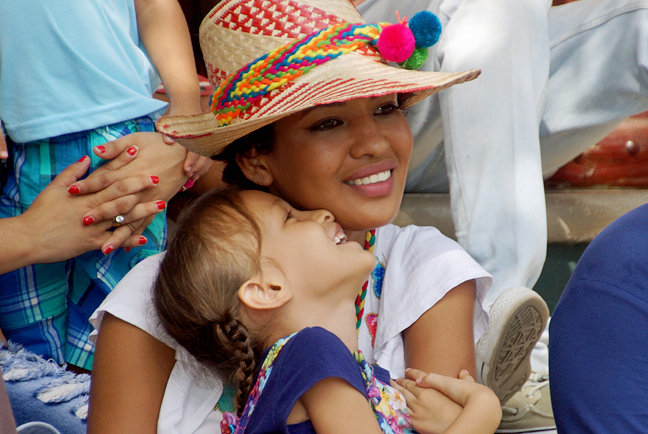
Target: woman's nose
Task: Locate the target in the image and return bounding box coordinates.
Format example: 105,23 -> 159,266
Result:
349,119 -> 389,159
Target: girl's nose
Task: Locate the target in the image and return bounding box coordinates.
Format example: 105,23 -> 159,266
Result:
311,209 -> 334,223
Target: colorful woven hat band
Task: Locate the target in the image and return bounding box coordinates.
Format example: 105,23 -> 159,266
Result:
211,10 -> 442,128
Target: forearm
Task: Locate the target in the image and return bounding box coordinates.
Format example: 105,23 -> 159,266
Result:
444,389 -> 501,434
136,0 -> 201,115
0,216 -> 40,274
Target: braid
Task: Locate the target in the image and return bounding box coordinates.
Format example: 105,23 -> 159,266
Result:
214,314 -> 261,415
153,187 -> 269,417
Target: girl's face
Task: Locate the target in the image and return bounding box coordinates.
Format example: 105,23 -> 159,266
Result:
260,94 -> 412,233
242,190 -> 376,297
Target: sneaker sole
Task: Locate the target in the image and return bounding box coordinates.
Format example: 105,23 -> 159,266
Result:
477,287 -> 549,404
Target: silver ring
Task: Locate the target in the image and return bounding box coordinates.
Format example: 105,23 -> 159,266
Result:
112,215 -> 125,227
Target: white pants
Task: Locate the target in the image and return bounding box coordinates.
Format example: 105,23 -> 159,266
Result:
360,0 -> 648,302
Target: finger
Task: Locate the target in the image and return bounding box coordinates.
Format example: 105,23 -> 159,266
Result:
163,135 -> 176,145
458,369 -> 475,382
80,176 -> 160,224
93,132 -> 164,161
70,146 -> 141,195
191,155 -> 214,179
101,223 -> 148,254
49,155 -> 92,189
101,213 -> 157,253
405,368 -> 428,382
183,152 -> 200,177
416,373 -> 471,405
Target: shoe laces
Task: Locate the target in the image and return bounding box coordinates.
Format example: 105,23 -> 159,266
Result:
501,371 -> 550,416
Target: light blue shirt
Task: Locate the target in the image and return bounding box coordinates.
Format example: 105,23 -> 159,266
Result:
0,0 -> 168,142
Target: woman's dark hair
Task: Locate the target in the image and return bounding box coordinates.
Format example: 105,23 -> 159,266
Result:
154,186 -> 266,415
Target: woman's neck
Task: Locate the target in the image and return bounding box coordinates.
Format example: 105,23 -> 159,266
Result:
346,228 -> 372,246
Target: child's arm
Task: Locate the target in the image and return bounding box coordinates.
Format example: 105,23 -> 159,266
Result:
395,369 -> 501,434
403,280 -> 477,377
300,377 -> 384,434
135,0 -> 212,179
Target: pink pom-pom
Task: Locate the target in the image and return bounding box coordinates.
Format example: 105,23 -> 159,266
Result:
377,23 -> 415,63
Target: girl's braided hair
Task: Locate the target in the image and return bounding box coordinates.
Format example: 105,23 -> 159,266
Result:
154,186 -> 266,414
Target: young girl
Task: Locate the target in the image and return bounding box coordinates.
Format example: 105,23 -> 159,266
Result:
87,0 -> 548,432
154,186 -> 502,434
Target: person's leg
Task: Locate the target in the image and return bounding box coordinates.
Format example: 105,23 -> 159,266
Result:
438,0 -> 552,304
541,0 -> 648,176
2,344 -> 87,434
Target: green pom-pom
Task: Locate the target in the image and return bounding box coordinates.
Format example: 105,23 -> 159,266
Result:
401,46 -> 429,70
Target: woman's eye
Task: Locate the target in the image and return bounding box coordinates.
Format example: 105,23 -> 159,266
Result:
311,118 -> 341,131
375,103 -> 400,115
285,210 -> 293,222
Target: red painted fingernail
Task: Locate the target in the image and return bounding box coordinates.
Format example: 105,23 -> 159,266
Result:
156,201 -> 166,210
150,176 -> 159,184
96,145 -> 106,154
124,247 -> 131,253
139,236 -> 147,245
104,245 -> 114,255
68,185 -> 80,195
82,216 -> 94,226
77,155 -> 87,163
127,146 -> 137,156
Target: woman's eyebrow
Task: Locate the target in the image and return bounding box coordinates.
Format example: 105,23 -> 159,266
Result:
293,101 -> 346,119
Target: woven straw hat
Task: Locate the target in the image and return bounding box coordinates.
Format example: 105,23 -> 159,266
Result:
156,0 -> 480,157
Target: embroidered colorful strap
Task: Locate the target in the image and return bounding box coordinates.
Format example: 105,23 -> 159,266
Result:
212,22 -> 383,127
356,229 -> 377,331
221,333 -> 296,434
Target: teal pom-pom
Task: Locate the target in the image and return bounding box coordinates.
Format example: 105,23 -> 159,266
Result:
401,46 -> 429,70
409,11 -> 441,48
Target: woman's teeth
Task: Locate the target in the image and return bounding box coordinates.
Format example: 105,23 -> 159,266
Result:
334,233 -> 347,245
345,170 -> 391,186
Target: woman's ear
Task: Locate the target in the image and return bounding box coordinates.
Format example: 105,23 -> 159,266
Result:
238,275 -> 292,310
236,152 -> 274,187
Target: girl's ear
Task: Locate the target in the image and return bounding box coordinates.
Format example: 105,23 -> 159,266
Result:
236,152 -> 274,187
238,276 -> 292,310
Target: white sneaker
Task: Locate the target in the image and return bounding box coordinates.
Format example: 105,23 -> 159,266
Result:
476,287 -> 549,404
497,371 -> 555,433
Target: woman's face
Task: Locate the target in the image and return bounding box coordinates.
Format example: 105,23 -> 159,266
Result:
259,94 -> 412,232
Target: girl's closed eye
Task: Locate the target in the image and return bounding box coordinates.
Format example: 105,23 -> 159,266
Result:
285,209 -> 293,222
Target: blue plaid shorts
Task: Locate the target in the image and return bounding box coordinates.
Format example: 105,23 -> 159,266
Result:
0,117 -> 167,370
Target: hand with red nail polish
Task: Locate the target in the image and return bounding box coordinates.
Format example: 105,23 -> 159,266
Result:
0,152 -> 168,273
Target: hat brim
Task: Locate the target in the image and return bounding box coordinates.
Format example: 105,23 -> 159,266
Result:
156,54 -> 480,157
